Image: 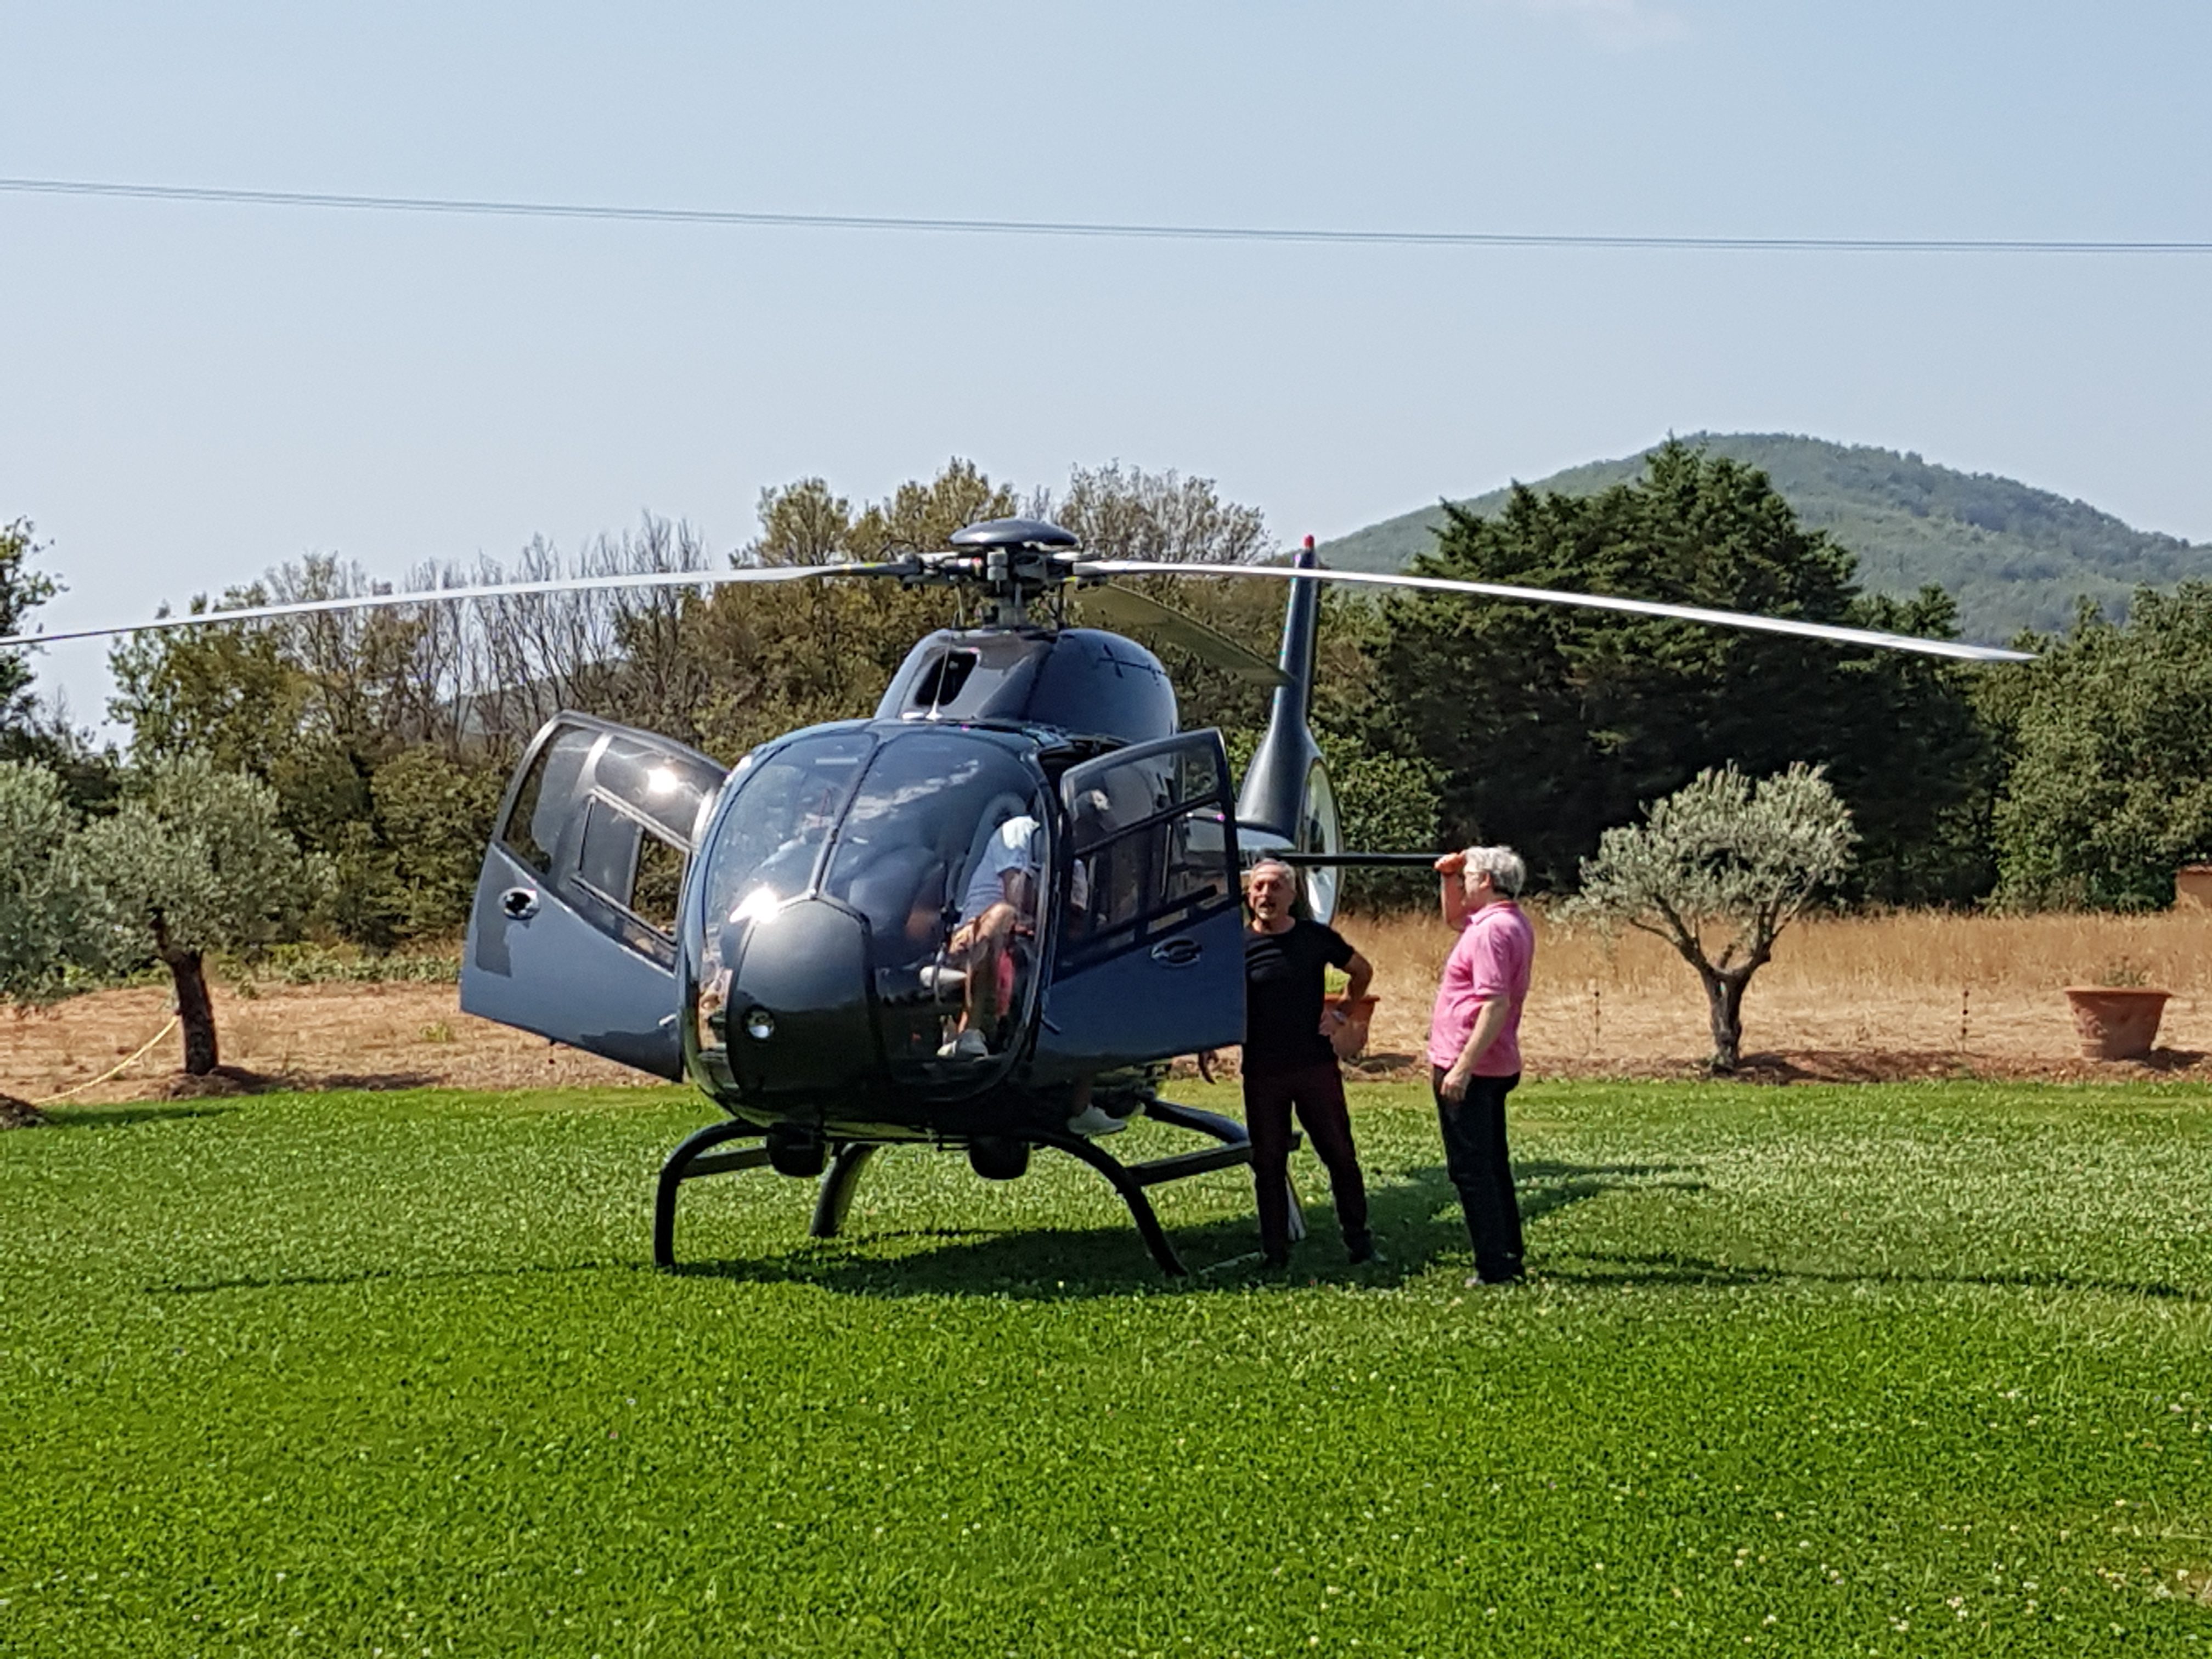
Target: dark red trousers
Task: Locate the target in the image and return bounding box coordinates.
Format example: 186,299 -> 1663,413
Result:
1244,1060 -> 1370,1260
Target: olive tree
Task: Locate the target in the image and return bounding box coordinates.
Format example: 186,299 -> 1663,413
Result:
0,760 -> 103,1123
76,756 -> 328,1076
1567,763 -> 1855,1071
0,760 -> 100,1005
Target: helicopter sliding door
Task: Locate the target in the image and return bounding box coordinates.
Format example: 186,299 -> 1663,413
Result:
461,714 -> 727,1079
1032,732 -> 1245,1080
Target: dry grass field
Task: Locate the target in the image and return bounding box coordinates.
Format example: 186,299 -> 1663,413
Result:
1351,904 -> 2212,1082
3,907 -> 2208,1106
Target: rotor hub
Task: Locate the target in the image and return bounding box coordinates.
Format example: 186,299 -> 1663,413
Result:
912,517 -> 1087,624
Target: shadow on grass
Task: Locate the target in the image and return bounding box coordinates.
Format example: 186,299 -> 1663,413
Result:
669,1159 -> 1705,1299
1549,1249 -> 2209,1304
139,1161 -> 1702,1302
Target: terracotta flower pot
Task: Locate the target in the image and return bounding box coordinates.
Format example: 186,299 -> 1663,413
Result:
1324,993 -> 1379,1061
2063,987 -> 2170,1062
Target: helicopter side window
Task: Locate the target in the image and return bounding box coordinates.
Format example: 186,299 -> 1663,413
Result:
593,731 -> 721,848
906,649 -> 980,713
1059,738 -> 1235,965
500,725 -> 597,876
574,797 -> 689,934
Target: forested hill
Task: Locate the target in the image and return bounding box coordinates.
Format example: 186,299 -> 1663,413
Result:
1317,433 -> 2208,641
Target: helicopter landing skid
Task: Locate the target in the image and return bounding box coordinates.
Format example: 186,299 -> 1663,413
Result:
651,1100 -> 1301,1277
1035,1097 -> 1305,1278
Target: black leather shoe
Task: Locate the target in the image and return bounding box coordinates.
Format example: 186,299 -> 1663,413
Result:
1346,1234 -> 1381,1266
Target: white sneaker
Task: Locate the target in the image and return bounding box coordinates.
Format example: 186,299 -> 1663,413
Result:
1065,1103 -> 1128,1138
937,1028 -> 990,1060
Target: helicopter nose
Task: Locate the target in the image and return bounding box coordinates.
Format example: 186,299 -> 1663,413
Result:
723,897 -> 876,1096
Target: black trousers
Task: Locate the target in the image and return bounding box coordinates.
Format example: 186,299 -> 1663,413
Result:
1432,1066 -> 1524,1279
1245,1060 -> 1370,1260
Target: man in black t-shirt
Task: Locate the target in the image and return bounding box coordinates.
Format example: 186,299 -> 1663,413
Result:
1240,858 -> 1376,1268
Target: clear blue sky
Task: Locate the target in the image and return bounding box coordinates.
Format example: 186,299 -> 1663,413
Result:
4,2 -> 2208,716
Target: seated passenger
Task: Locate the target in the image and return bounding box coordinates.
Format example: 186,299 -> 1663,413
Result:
938,814 -> 1041,1059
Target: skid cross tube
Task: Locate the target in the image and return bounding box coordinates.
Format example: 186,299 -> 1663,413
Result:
1144,1094 -> 1305,1243
653,1118 -> 770,1268
1037,1096 -> 1302,1276
653,1098 -> 1300,1274
810,1142 -> 879,1239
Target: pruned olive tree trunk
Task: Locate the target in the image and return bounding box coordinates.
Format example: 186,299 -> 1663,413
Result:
1566,765 -> 1855,1075
150,911 -> 220,1075
1692,956 -> 1758,1074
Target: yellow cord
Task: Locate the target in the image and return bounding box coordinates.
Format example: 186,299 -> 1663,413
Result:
29,1014 -> 181,1105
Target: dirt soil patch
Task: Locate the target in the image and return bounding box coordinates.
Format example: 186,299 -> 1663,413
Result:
0,981 -> 643,1107
8,907 -> 2212,1104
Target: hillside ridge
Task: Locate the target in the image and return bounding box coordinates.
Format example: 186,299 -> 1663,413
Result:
1316,433 -> 2208,641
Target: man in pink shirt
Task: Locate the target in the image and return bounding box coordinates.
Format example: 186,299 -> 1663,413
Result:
1429,845 -> 1536,1285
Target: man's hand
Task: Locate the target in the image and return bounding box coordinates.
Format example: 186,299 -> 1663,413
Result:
1438,1064 -> 1472,1104
1195,1049 -> 1218,1084
1433,850 -> 1466,876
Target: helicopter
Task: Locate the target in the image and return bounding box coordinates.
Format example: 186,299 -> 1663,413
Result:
7,517 -> 2030,1274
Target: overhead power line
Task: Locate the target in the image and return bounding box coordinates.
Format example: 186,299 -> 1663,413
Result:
2,175 -> 2208,255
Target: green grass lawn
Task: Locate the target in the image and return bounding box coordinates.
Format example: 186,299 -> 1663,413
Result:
4,1079 -> 2210,1657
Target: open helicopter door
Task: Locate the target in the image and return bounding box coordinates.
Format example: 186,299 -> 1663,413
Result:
461,714 -> 727,1079
1033,731 -> 1246,1078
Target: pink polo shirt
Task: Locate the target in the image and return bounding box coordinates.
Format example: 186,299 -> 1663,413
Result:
1427,901 -> 1535,1075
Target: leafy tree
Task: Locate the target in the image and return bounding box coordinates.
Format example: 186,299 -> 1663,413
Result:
1987,584 -> 2212,909
0,518 -> 58,742
1567,764 -> 1855,1071
1328,749 -> 1445,911
0,760 -> 101,1007
0,519 -> 120,812
1361,441 -> 1993,902
685,461 -> 1012,757
75,757 -> 329,1075
370,748 -> 507,939
1048,462 -> 1286,740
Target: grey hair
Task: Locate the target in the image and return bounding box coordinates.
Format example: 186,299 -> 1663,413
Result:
1462,844 -> 1527,898
1246,856 -> 1298,884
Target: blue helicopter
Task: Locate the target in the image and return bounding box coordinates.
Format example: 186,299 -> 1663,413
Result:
12,518 -> 2027,1273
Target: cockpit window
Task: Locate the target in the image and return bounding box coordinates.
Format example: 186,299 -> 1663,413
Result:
697,731 -> 873,956
821,733 -> 1045,959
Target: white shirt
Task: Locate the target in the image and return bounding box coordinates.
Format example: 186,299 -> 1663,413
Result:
960,815 -> 1041,919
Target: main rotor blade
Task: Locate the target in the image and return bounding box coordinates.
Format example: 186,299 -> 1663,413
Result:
1264,851 -> 1446,867
1084,560 -> 2036,663
0,562 -> 902,649
1076,583 -> 1290,687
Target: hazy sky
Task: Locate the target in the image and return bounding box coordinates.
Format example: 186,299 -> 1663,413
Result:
4,2 -> 2209,713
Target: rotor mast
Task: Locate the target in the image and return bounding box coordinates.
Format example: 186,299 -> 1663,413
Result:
940,518 -> 1084,625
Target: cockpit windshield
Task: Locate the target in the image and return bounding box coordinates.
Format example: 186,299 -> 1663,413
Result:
698,731 -> 873,960
814,731 -> 1045,948
692,727 -> 1049,1067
